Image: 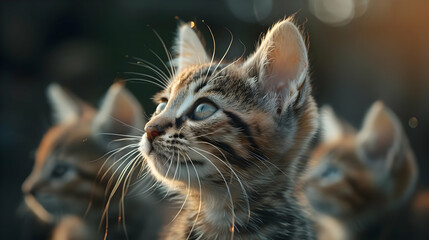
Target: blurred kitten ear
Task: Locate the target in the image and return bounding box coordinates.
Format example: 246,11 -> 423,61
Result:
92,83 -> 145,146
243,18 -> 309,110
47,83 -> 94,123
357,101 -> 405,170
320,106 -> 356,143
321,106 -> 343,142
174,22 -> 210,74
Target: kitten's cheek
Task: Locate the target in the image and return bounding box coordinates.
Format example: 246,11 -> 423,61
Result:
139,133 -> 151,155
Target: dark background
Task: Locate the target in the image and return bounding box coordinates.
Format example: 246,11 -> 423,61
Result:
1,0 -> 428,238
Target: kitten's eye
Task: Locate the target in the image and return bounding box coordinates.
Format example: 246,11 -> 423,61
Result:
321,165 -> 341,181
51,164 -> 69,178
192,103 -> 217,120
156,102 -> 167,114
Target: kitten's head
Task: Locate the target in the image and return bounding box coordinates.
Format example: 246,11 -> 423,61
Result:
22,83 -> 144,222
303,102 -> 418,221
139,19 -> 318,189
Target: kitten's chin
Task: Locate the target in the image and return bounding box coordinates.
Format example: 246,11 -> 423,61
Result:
145,153 -> 210,185
139,133 -> 151,155
139,134 -> 213,186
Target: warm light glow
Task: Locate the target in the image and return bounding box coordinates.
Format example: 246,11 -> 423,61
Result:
309,0 -> 370,26
409,117 -> 418,128
190,21 -> 196,29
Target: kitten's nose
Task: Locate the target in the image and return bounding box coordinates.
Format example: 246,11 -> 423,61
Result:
145,123 -> 171,142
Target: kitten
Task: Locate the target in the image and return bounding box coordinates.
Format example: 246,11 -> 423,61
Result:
138,18 -> 319,239
302,102 -> 418,240
22,83 -> 163,240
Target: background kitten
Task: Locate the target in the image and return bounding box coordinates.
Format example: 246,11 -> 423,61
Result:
21,83 -> 163,240
302,102 -> 418,239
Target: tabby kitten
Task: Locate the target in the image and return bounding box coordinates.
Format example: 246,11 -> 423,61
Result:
22,83 -> 162,240
138,18 -> 319,239
302,102 -> 418,240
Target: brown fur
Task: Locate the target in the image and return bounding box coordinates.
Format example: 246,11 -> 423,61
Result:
302,102 -> 418,240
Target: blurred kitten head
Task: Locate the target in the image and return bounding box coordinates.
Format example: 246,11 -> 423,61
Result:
303,102 -> 418,223
22,83 -> 144,222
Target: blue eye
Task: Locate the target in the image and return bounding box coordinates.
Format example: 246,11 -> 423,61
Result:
321,165 -> 341,180
156,102 -> 167,114
192,103 -> 217,120
51,163 -> 69,178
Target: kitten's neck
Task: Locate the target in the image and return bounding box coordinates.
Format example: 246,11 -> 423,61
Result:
176,173 -> 307,239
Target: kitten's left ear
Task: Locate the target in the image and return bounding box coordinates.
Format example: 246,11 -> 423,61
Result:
92,83 -> 146,147
243,18 -> 309,109
320,106 -> 344,143
357,101 -> 405,171
320,105 -> 356,143
174,22 -> 210,74
47,83 -> 95,123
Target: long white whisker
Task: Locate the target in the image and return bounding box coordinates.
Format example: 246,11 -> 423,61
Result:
211,27 -> 234,77
123,69 -> 169,88
122,78 -> 167,89
185,153 -> 202,240
169,151 -> 190,225
193,144 -> 251,225
152,30 -> 177,80
188,146 -> 235,240
203,22 -> 216,83
130,56 -> 170,83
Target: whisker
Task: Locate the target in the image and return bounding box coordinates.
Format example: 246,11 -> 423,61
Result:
123,70 -> 169,88
130,56 -> 170,83
184,153 -> 202,240
122,78 -> 167,90
193,145 -> 251,225
188,146 -> 235,240
168,151 -> 190,225
202,22 -> 216,83
211,27 -> 234,76
151,30 -> 177,80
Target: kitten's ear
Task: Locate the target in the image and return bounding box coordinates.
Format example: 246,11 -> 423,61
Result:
47,83 -> 94,123
92,83 -> 145,146
357,101 -> 404,171
320,106 -> 343,143
320,106 -> 356,143
174,22 -> 210,74
243,18 -> 309,109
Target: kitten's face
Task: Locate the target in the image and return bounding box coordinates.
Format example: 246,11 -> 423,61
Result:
22,83 -> 144,222
303,103 -> 418,220
140,20 -> 318,189
303,138 -> 379,218
22,121 -> 106,218
140,64 -> 280,184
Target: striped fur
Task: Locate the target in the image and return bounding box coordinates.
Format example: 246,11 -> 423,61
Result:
302,102 -> 418,240
139,18 -> 318,239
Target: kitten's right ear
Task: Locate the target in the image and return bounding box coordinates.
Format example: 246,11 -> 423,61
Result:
357,101 -> 404,171
173,22 -> 210,74
92,83 -> 145,148
46,83 -> 93,123
243,18 -> 309,112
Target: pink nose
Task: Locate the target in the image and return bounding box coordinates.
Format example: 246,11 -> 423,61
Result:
145,125 -> 161,142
